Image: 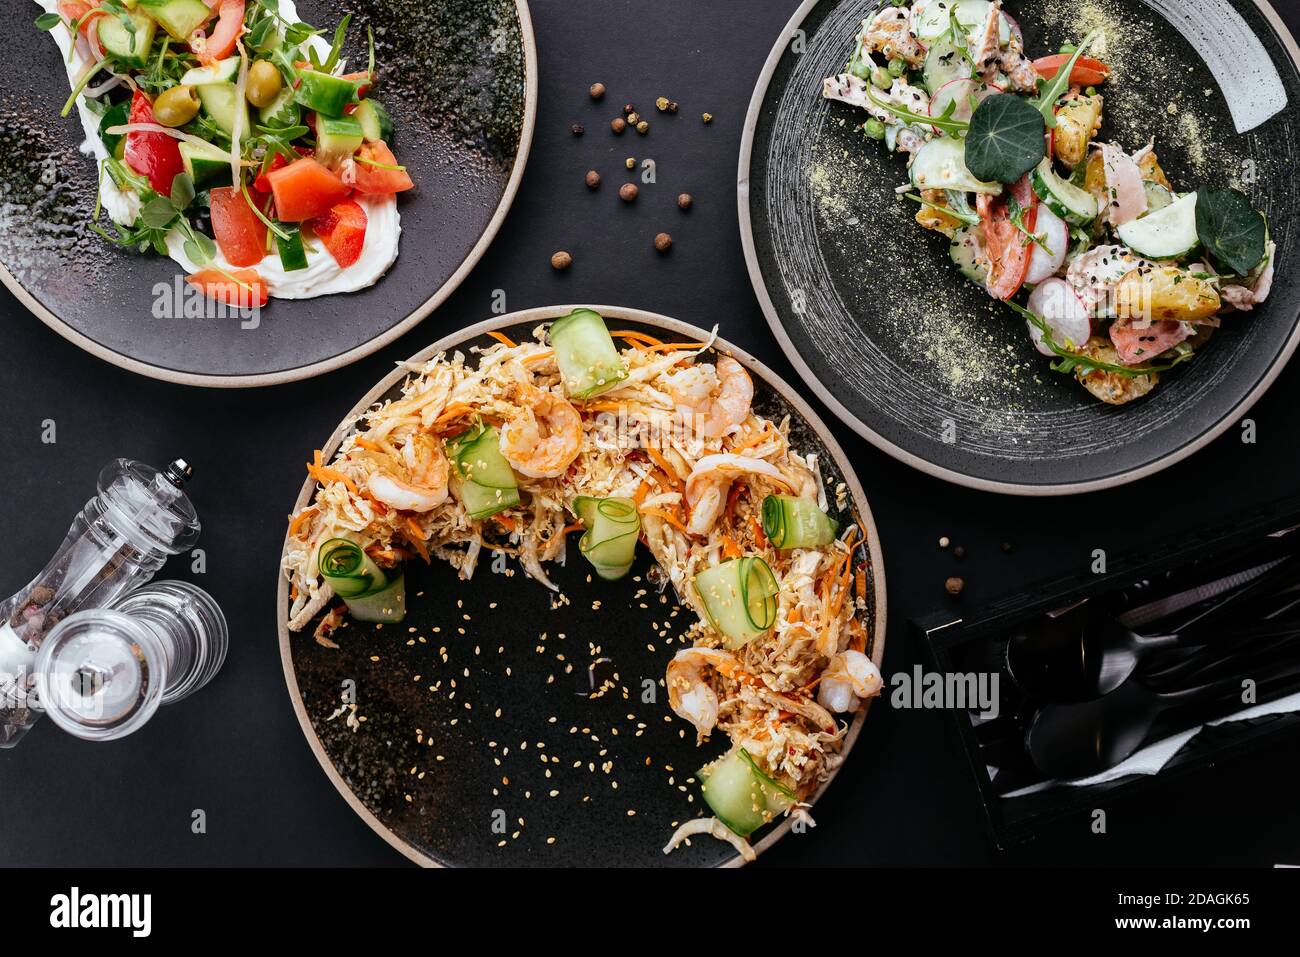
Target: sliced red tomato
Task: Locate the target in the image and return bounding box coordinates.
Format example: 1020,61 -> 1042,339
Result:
209,186 -> 268,267
352,141 -> 414,196
123,91 -> 185,197
193,0 -> 241,65
252,153 -> 289,194
978,176 -> 1038,302
309,200 -> 368,268
264,157 -> 352,222
1032,54 -> 1111,87
186,268 -> 268,309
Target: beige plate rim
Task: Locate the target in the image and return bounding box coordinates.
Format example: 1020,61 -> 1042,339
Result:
736,0 -> 1300,496
275,304 -> 889,868
0,0 -> 539,390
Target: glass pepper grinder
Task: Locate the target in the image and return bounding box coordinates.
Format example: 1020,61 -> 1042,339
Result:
34,581 -> 228,742
0,458 -> 201,747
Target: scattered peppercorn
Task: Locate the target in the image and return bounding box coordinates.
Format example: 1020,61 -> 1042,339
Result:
667,100 -> 679,113
636,120 -> 649,134
1001,542 -> 1014,553
623,103 -> 635,114
654,232 -> 673,252
585,170 -> 601,189
551,250 -> 573,271
954,545 -> 966,559
610,117 -> 627,134
625,157 -> 636,169
655,96 -> 670,111
589,82 -> 606,100
570,123 -> 584,136
627,111 -> 640,125
677,193 -> 693,210
945,577 -> 964,596
702,112 -> 714,123
619,183 -> 639,202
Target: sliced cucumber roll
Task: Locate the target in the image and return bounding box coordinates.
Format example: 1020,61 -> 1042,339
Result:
548,309 -> 628,399
761,495 -> 839,549
1116,192 -> 1199,260
1031,157 -> 1098,225
447,424 -> 520,520
694,557 -> 780,650
317,538 -> 406,624
573,496 -> 641,580
699,747 -> 795,837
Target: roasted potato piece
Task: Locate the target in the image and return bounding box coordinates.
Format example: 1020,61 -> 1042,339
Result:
1053,94 -> 1104,170
1074,336 -> 1158,405
1137,149 -> 1172,190
915,189 -> 963,237
1116,266 -> 1221,324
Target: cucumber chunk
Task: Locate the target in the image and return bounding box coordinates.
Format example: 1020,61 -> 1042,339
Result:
448,425 -> 520,520
699,748 -> 795,837
197,81 -> 251,137
921,31 -> 972,95
180,57 -> 240,86
294,70 -> 360,118
178,140 -> 230,186
138,0 -> 212,42
949,224 -> 988,285
1031,157 -> 1098,225
316,114 -> 364,167
97,11 -> 156,69
353,99 -> 393,143
343,572 -> 406,624
257,86 -> 301,129
547,309 -> 628,399
276,224 -> 309,271
694,557 -> 780,650
1117,192 -> 1200,260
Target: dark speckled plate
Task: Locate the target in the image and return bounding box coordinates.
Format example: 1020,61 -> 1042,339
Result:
0,0 -> 534,386
740,0 -> 1300,494
276,306 -> 887,867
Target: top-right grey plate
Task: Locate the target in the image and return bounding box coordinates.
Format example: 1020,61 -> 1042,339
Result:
739,0 -> 1300,494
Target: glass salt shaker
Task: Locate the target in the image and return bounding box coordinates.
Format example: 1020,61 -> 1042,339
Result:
0,458 -> 201,747
34,581 -> 228,742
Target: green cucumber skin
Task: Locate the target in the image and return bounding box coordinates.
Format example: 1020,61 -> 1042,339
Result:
138,0 -> 211,42
1032,160 -> 1098,226
97,12 -> 157,69
698,749 -> 794,837
258,86 -> 302,129
454,477 -> 521,519
178,141 -> 229,186
354,99 -> 393,143
344,573 -> 407,624
197,82 -> 251,138
548,309 -> 628,399
276,225 -> 309,271
450,427 -> 518,491
316,115 -> 364,166
1116,192 -> 1200,260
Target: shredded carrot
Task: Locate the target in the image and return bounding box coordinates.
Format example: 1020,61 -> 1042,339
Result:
847,617 -> 867,654
487,331 -> 518,348
405,517 -> 430,563
633,479 -> 650,506
723,483 -> 743,522
290,583 -> 299,601
434,402 -> 474,423
646,448 -> 680,485
752,514 -> 767,548
306,452 -> 359,495
720,534 -> 743,560
731,428 -> 773,453
787,606 -> 803,624
495,514 -> 518,531
580,401 -> 628,414
563,522 -> 584,535
287,506 -> 317,536
522,350 -> 554,364
643,340 -> 708,353
610,329 -> 664,347
353,437 -> 384,452
639,506 -> 690,535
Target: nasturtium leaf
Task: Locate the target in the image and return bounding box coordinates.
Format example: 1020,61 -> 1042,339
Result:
965,94 -> 1046,184
1195,187 -> 1267,276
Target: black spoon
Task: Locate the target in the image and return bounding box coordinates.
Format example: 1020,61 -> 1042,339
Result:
1025,658 -> 1300,779
1007,557 -> 1300,703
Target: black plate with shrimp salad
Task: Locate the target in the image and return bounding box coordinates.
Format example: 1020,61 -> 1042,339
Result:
740,0 -> 1300,493
276,306 -> 886,867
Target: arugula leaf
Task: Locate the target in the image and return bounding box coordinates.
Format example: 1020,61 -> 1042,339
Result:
1195,187 -> 1267,276
865,85 -> 967,136
965,94 -> 1045,184
1006,301 -> 1192,378
905,193 -> 980,226
1032,29 -> 1101,127
35,12 -> 62,30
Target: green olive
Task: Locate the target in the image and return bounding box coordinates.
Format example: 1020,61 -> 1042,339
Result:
153,85 -> 201,128
245,60 -> 283,108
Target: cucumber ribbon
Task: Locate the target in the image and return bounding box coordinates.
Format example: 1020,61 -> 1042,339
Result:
573,496 -> 641,580
318,537 -> 406,623
694,557 -> 780,650
761,494 -> 840,549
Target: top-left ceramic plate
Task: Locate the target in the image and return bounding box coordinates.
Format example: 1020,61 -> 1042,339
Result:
0,0 -> 536,387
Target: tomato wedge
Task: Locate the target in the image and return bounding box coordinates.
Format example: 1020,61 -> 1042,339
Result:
186,268 -> 268,309
264,157 -> 352,221
309,199 -> 368,268
352,141 -> 414,196
209,186 -> 268,267
194,0 -> 242,65
978,176 -> 1038,302
1032,54 -> 1111,87
123,91 -> 185,197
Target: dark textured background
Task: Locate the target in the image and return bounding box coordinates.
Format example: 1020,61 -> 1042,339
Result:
1,0 -> 1298,867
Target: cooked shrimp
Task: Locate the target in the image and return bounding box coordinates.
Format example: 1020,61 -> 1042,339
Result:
365,434 -> 450,513
499,383 -> 583,479
667,356 -> 754,439
667,646 -> 743,738
815,650 -> 883,714
683,453 -> 789,536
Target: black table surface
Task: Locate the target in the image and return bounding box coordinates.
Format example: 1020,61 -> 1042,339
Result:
2,0 -> 1299,868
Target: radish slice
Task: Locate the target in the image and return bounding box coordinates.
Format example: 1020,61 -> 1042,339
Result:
1025,203 -> 1069,284
1098,143 -> 1148,227
1026,278 -> 1092,355
929,78 -> 1002,131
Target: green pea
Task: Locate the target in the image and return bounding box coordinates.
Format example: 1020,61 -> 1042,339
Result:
1085,86 -> 1098,97
864,118 -> 886,140
1060,42 -> 1078,54
888,58 -> 907,77
871,66 -> 892,89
